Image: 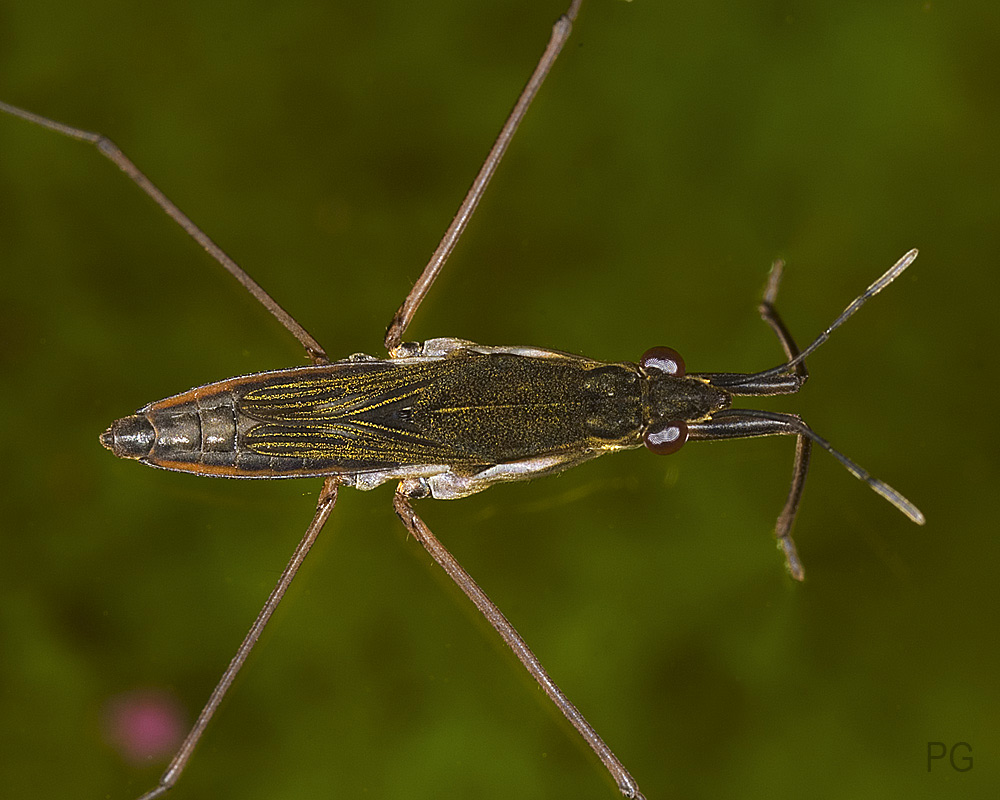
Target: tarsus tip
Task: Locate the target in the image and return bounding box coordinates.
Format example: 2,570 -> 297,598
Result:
778,537 -> 806,581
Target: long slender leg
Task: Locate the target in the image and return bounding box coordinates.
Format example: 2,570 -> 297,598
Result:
392,490 -> 645,800
136,478 -> 340,800
0,100 -> 328,364
384,0 -> 583,352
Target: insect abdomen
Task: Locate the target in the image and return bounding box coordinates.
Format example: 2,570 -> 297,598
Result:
102,389 -> 255,474
100,380 -> 334,478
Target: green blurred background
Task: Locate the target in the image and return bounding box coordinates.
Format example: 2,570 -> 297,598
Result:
1,1 -> 996,798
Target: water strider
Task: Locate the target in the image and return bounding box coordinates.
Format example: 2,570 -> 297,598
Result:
1,1 -> 924,798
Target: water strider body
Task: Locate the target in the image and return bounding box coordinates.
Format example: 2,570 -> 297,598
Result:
100,340 -> 725,492
2,1 -> 923,798
101,252 -> 923,584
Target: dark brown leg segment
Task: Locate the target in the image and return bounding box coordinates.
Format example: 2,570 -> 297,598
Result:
136,478 -> 340,800
392,489 -> 645,799
384,0 -> 583,351
0,99 -> 328,364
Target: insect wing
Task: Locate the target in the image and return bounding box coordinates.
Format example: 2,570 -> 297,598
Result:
239,360 -> 460,472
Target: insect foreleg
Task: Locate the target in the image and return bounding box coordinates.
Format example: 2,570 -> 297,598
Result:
757,260 -> 809,382
392,489 -> 646,800
755,260 -> 812,578
689,408 -> 923,578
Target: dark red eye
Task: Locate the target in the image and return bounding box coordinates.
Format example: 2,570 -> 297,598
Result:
643,420 -> 688,455
640,346 -> 685,377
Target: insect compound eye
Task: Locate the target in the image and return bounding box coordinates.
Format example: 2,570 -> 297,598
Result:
640,346 -> 685,377
643,420 -> 689,455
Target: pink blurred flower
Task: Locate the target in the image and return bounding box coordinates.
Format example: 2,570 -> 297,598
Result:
102,688 -> 186,765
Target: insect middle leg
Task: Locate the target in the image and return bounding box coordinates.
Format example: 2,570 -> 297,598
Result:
392,489 -> 646,800
384,0 -> 582,351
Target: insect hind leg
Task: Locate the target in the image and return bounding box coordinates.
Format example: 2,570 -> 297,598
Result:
134,478 -> 340,800
0,100 -> 328,364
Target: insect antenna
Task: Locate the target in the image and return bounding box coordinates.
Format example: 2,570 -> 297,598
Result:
752,249 -> 923,523
740,248 -> 919,386
723,409 -> 925,525
692,249 -> 925,573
